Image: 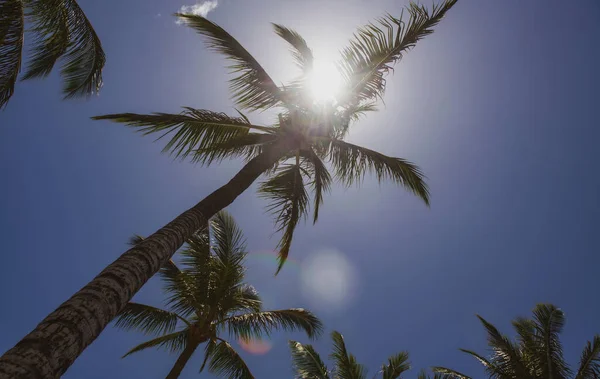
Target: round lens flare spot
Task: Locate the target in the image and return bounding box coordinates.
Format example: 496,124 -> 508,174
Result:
237,338 -> 272,355
308,60 -> 342,103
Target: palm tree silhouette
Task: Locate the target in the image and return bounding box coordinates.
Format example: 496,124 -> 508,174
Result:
433,304 -> 600,379
115,211 -> 321,378
0,2 -> 458,376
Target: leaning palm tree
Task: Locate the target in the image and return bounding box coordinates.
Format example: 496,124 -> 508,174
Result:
0,0 -> 105,109
115,211 -> 322,379
433,304 -> 600,379
0,2 -> 457,377
289,330 -> 452,379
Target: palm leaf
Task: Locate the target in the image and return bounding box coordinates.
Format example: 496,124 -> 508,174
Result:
0,0 -> 24,109
195,132 -> 279,165
289,340 -> 330,379
221,284 -> 262,314
531,304 -> 570,379
160,259 -> 202,317
431,367 -> 472,379
273,24 -> 313,73
178,13 -> 283,110
224,308 -> 322,341
179,229 -> 213,307
207,340 -> 254,379
127,234 -> 145,246
327,139 -> 429,205
575,336 -> 600,379
330,331 -> 367,379
59,0 -> 105,98
259,163 -> 309,274
22,0 -> 69,80
477,315 -> 532,379
122,329 -> 189,358
301,149 -> 332,224
381,351 -> 410,379
200,339 -> 217,373
512,317 -> 542,375
337,0 -> 457,105
93,108 -> 270,160
114,302 -> 187,336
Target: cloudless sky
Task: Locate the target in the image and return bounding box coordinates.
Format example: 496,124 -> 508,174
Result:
1,0 -> 600,378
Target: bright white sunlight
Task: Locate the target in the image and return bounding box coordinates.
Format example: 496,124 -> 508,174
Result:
308,60 -> 343,103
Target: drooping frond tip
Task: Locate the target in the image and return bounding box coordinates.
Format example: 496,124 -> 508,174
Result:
0,0 -> 24,109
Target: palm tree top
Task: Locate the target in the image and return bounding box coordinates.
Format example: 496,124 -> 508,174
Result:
94,0 -> 458,272
114,211 -> 322,378
0,0 -> 105,109
433,303 -> 600,379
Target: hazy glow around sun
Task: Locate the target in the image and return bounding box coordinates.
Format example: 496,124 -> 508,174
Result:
308,60 -> 343,103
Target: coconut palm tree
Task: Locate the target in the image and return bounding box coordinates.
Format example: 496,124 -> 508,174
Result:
433,304 -> 600,379
0,2 -> 458,377
115,211 -> 322,379
0,0 -> 105,109
289,330 -> 453,379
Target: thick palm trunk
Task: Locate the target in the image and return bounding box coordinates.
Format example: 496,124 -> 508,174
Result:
165,342 -> 199,379
0,143 -> 289,378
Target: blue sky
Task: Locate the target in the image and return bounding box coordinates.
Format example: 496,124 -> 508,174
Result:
1,0 -> 600,378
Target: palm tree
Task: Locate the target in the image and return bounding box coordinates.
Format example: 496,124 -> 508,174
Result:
0,2 -> 458,377
0,0 -> 105,109
289,330 -> 452,379
115,211 -> 322,379
433,304 -> 600,379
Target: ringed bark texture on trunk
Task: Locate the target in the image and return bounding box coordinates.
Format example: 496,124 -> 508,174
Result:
0,143 -> 289,378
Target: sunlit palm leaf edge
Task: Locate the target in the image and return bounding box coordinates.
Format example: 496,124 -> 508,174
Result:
0,0 -> 106,109
95,0 -> 456,272
113,211 -> 323,378
433,303 -> 600,379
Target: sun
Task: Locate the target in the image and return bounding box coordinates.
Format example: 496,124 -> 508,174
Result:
308,60 -> 343,103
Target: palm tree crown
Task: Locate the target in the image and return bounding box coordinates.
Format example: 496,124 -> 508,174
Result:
290,330 -> 454,379
95,0 -> 457,273
0,0 -> 105,109
433,304 -> 600,379
114,211 -> 323,379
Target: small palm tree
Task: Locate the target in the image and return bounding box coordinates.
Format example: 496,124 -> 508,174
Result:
290,330 -> 451,379
0,0 -> 105,109
433,304 -> 600,379
115,211 -> 322,379
0,2 -> 457,376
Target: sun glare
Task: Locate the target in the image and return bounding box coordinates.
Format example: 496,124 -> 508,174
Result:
308,60 -> 342,103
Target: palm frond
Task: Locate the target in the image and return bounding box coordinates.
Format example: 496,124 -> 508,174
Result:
207,340 -> 255,379
301,149 -> 332,224
381,351 -> 410,379
195,132 -> 279,165
178,14 -> 283,110
259,163 -> 309,274
531,304 -> 570,379
179,228 -> 213,307
431,367 -> 473,379
114,302 -> 186,336
58,0 -> 105,98
477,315 -> 531,379
575,336 -> 600,379
200,339 -> 217,373
330,331 -> 367,379
0,0 -> 24,109
512,317 -> 542,374
328,139 -> 429,205
224,308 -> 322,341
160,259 -> 202,317
211,210 -> 247,263
272,24 -> 313,73
458,349 -> 493,369
122,329 -> 189,358
337,0 -> 457,105
289,340 -> 330,379
22,0 -> 69,80
223,284 -> 262,314
93,108 -> 270,160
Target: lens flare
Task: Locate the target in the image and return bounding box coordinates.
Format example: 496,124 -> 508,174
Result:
237,339 -> 272,355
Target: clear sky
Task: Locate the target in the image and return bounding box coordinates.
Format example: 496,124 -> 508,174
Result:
1,0 -> 599,378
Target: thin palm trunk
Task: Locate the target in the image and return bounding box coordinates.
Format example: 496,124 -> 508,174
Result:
0,142 -> 290,378
165,342 -> 200,379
